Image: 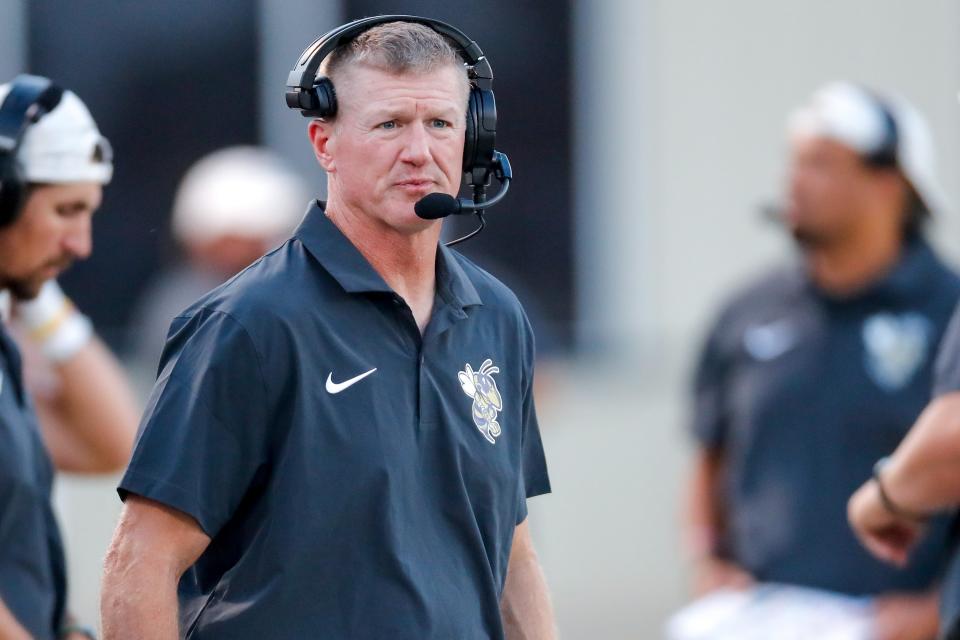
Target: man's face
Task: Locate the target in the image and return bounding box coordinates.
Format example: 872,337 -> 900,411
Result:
310,64 -> 467,233
0,182 -> 101,299
784,136 -> 883,248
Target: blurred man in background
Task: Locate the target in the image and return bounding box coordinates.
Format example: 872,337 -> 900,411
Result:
683,82 -> 959,639
129,146 -> 308,377
0,75 -> 138,639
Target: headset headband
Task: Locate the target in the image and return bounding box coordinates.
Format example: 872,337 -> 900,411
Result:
0,75 -> 65,226
0,75 -> 63,157
867,92 -> 899,168
286,14 -> 493,97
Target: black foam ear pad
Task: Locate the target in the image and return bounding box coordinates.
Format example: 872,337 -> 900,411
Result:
463,89 -> 480,173
0,161 -> 26,228
314,78 -> 337,119
463,87 -> 497,185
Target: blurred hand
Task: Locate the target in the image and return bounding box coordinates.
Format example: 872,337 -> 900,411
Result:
691,555 -> 754,597
873,592 -> 939,640
847,480 -> 925,568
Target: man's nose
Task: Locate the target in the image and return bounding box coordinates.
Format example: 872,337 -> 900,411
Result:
63,215 -> 93,260
399,123 -> 432,165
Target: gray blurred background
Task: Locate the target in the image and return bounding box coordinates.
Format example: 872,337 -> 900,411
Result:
2,0 -> 959,637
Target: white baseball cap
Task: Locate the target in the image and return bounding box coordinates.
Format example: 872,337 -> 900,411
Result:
788,82 -> 947,216
172,146 -> 310,244
0,80 -> 113,185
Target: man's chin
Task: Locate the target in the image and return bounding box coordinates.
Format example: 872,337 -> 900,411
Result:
7,278 -> 45,301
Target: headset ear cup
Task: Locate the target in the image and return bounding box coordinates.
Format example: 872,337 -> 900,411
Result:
312,77 -> 338,119
0,162 -> 25,228
463,87 -> 497,185
463,88 -> 480,174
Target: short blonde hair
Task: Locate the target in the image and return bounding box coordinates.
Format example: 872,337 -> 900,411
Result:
322,21 -> 470,118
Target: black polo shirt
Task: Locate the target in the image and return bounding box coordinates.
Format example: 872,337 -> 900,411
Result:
0,324 -> 66,640
691,238 -> 960,595
119,202 -> 550,639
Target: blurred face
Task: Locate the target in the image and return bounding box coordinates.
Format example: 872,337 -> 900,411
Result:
0,182 -> 101,299
186,234 -> 278,278
309,64 -> 466,234
784,136 -> 881,248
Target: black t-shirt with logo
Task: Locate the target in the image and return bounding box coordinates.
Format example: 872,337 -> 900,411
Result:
691,239 -> 960,595
119,202 -> 550,639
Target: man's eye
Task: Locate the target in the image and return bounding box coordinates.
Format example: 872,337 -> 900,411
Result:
431,119 -> 449,128
379,121 -> 397,130
56,205 -> 84,218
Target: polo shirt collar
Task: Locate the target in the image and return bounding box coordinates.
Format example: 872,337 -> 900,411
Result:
872,236 -> 939,300
437,244 -> 483,310
294,201 -> 483,310
806,236 -> 940,305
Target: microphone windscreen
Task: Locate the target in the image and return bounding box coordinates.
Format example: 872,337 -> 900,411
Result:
415,192 -> 459,220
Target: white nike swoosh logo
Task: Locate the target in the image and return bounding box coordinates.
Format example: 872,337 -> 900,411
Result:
325,368 -> 377,394
743,320 -> 797,361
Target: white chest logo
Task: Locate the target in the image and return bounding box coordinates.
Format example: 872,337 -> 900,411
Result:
743,318 -> 798,361
458,359 -> 503,445
325,368 -> 377,394
862,312 -> 931,391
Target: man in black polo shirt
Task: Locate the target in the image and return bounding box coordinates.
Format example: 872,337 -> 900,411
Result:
101,19 -> 554,639
684,83 -> 959,637
0,76 -> 138,639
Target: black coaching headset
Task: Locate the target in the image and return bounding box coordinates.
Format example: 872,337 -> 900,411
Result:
285,15 -> 512,245
0,74 -> 64,228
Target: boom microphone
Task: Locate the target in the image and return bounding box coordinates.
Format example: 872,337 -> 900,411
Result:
415,192 -> 463,219
414,150 -> 512,222
414,178 -> 512,220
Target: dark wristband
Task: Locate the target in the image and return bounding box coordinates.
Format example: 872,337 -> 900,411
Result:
59,624 -> 97,640
872,456 -> 929,523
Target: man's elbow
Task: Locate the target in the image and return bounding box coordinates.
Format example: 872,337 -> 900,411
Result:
100,439 -> 133,473
90,424 -> 136,473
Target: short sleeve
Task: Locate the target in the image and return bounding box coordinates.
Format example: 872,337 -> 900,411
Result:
934,301 -> 960,397
690,316 -> 732,450
118,308 -> 271,538
515,314 -> 550,525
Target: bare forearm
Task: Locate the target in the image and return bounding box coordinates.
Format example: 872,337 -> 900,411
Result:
501,547 -> 556,639
102,498 -> 211,640
0,597 -> 31,640
100,559 -> 181,639
684,448 -> 726,556
44,337 -> 139,472
884,393 -> 960,514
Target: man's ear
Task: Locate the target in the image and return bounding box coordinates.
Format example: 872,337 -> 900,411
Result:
875,169 -> 911,205
308,119 -> 336,173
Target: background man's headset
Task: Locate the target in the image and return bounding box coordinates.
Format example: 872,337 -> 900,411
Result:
0,74 -> 64,228
760,87 -> 903,226
285,15 -> 512,246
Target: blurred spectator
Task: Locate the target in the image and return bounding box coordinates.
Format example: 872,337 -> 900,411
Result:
0,75 -> 138,640
129,146 -> 309,376
682,82 -> 959,639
